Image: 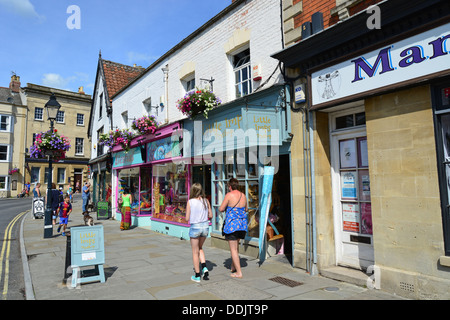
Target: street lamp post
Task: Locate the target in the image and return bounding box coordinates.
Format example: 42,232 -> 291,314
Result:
43,94 -> 61,239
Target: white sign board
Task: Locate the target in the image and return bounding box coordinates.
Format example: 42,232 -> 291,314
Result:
311,23 -> 450,107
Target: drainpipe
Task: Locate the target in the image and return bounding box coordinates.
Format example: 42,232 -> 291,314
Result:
162,64 -> 169,124
302,107 -> 318,276
308,110 -> 318,276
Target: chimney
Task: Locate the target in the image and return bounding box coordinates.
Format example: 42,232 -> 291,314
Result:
78,86 -> 85,94
9,75 -> 21,93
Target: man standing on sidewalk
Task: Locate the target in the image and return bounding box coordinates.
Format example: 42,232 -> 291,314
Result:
82,182 -> 91,213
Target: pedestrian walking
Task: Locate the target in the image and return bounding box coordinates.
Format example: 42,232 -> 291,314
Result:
82,182 -> 90,212
49,183 -> 61,226
67,185 -> 73,203
219,178 -> 248,279
186,183 -> 212,282
32,183 -> 41,197
119,188 -> 132,230
25,182 -> 31,197
56,195 -> 72,236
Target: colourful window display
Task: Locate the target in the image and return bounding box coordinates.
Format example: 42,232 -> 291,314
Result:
151,162 -> 189,224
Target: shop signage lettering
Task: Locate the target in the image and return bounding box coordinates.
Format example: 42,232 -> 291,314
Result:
254,115 -> 271,131
352,33 -> 450,83
203,115 -> 242,135
80,232 -> 96,250
113,148 -> 144,168
311,23 -> 450,106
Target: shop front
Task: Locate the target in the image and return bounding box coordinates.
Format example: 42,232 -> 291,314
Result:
111,85 -> 293,259
90,153 -> 112,213
146,129 -> 192,239
112,122 -> 182,229
183,84 -> 293,260
273,0 -> 450,298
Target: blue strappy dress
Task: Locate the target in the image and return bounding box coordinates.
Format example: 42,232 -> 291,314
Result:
223,206 -> 247,239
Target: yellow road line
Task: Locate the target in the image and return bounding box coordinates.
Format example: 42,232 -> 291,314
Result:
1,211 -> 28,300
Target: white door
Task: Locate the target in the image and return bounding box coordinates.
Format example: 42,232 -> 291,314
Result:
330,111 -> 374,269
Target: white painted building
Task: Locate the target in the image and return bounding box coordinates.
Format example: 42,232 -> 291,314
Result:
91,0 -> 293,258
111,0 -> 284,128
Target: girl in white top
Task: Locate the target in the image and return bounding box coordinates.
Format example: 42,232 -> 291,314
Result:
186,183 -> 212,282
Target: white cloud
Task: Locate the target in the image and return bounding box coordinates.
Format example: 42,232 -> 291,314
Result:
42,73 -> 93,94
0,0 -> 45,22
42,73 -> 74,90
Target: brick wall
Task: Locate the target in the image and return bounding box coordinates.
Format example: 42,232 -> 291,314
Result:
288,0 -> 385,43
293,0 -> 336,30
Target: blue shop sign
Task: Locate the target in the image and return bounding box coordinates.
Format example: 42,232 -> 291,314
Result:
183,85 -> 291,156
113,147 -> 144,168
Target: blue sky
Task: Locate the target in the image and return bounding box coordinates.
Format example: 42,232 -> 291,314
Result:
0,0 -> 232,95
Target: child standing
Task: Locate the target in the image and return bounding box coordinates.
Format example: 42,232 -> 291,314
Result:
185,183 -> 212,282
57,195 -> 72,236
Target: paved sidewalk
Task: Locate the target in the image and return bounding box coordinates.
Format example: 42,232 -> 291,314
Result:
21,197 -> 406,301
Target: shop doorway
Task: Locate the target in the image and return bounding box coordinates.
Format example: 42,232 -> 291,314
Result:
330,109 -> 374,270
432,80 -> 450,256
271,154 -> 293,263
74,169 -> 83,193
192,165 -> 211,202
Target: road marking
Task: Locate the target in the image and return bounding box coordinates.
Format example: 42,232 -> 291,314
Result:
0,210 -> 28,300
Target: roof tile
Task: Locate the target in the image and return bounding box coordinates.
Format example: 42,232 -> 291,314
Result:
102,60 -> 144,99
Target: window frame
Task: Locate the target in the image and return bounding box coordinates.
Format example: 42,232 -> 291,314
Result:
57,168 -> 66,184
75,137 -> 84,156
34,107 -> 44,121
30,167 -> 40,184
77,113 -> 85,126
0,176 -> 8,191
233,48 -> 252,99
99,93 -> 103,119
185,77 -> 196,92
0,115 -> 12,132
56,110 -> 65,123
0,144 -> 10,162
210,148 -> 262,241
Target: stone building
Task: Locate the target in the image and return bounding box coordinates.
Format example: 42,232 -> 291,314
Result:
24,84 -> 92,194
0,75 -> 27,197
273,0 -> 450,299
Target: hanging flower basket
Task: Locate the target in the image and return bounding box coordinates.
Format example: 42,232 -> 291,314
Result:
29,129 -> 70,161
131,115 -> 159,135
176,88 -> 221,119
98,129 -> 135,152
8,167 -> 19,175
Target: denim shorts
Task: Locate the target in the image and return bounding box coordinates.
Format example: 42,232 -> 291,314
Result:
189,221 -> 209,238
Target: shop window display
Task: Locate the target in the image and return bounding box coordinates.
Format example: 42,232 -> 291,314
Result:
211,150 -> 261,238
117,168 -> 140,215
139,167 -> 152,214
152,162 -> 188,224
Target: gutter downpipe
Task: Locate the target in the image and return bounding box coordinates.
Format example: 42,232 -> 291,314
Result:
162,64 -> 169,124
302,107 -> 318,276
309,109 -> 318,276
